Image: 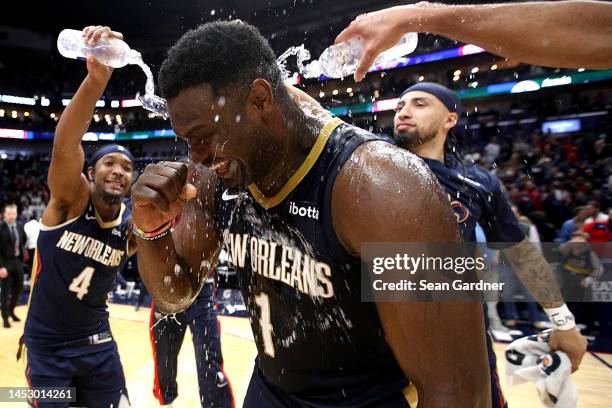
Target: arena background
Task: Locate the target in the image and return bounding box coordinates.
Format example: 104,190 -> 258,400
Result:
1,0 -> 611,406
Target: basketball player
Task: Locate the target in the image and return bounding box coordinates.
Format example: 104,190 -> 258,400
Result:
131,21 -> 490,407
336,1 -> 612,81
392,82 -> 588,407
21,26 -> 135,408
149,273 -> 234,407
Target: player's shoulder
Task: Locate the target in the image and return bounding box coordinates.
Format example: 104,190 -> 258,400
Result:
41,190 -> 91,228
340,139 -> 436,193
331,120 -> 389,145
461,162 -> 502,193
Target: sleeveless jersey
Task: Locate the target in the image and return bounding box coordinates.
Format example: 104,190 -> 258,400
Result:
422,157 -> 525,246
215,118 -> 407,404
24,201 -> 131,356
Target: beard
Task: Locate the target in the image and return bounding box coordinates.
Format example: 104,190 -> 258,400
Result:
393,127 -> 436,150
97,188 -> 124,205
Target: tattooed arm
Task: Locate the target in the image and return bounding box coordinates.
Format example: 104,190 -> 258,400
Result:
502,236 -> 561,308
502,237 -> 587,372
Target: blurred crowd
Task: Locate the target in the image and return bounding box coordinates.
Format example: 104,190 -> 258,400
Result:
2,122 -> 610,245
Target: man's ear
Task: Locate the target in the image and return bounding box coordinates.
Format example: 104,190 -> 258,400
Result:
444,112 -> 459,130
87,166 -> 94,182
246,78 -> 274,119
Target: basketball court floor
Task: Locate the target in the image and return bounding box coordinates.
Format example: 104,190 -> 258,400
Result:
1,303 -> 610,407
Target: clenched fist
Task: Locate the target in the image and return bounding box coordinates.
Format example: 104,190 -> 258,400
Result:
131,161 -> 197,232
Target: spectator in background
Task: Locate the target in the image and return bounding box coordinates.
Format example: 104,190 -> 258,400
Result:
582,208 -> 612,243
558,231 -> 604,334
558,206 -> 590,243
512,135 -> 530,156
482,136 -> 501,165
584,200 -> 609,223
523,179 -> 543,211
582,209 -> 612,271
513,206 -> 542,250
0,203 -> 27,328
23,211 -> 41,280
500,207 -> 549,329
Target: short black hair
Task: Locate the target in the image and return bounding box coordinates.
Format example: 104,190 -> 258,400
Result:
159,20 -> 282,100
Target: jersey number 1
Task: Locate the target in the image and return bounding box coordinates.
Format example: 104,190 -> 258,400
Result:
254,293 -> 275,358
69,267 -> 95,300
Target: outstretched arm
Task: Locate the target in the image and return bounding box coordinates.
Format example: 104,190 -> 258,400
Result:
131,162 -> 221,313
333,141 -> 490,407
336,1 -> 612,81
43,26 -> 121,226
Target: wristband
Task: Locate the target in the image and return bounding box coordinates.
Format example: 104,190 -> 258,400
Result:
131,221 -> 172,241
544,304 -> 576,330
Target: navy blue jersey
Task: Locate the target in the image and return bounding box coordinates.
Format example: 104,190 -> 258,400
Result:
421,157 -> 525,246
215,118 -> 406,404
24,201 -> 131,356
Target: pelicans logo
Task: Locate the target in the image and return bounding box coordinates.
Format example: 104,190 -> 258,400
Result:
447,194 -> 470,223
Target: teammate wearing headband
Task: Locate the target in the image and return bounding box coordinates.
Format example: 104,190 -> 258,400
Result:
21,26 -> 136,408
392,82 -> 588,408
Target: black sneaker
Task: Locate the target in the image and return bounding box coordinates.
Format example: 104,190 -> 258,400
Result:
3,319 -> 10,328
10,314 -> 20,322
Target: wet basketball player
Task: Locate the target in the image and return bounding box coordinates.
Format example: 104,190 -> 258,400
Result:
392,82 -> 588,407
21,26 -> 136,408
131,21 -> 490,407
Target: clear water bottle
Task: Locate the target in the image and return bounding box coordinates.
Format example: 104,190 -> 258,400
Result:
57,29 -> 142,68
303,32 -> 418,79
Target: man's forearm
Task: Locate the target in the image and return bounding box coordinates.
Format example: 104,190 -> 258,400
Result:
502,237 -> 563,308
55,75 -> 109,149
418,1 -> 612,69
136,233 -> 201,314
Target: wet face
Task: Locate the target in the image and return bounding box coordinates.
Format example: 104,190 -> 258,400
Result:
393,91 -> 456,149
3,205 -> 17,224
89,153 -> 133,204
168,83 -> 278,189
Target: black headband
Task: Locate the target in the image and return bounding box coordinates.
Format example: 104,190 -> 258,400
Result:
400,82 -> 462,115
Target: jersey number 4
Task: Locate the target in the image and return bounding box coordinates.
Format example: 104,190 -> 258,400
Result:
254,292 -> 275,358
68,267 -> 95,300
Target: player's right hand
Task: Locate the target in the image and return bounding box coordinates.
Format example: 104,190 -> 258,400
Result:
335,2 -> 433,82
131,162 -> 197,233
0,267 -> 7,279
81,25 -> 123,84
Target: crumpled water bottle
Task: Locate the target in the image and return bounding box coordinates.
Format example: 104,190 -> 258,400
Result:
57,29 -> 142,68
303,32 -> 418,79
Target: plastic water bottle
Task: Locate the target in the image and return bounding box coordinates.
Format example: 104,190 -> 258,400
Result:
57,29 -> 142,68
302,32 -> 418,79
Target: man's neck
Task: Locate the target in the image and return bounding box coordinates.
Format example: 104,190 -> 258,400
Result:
255,105 -> 323,197
91,193 -> 121,222
408,133 -> 446,162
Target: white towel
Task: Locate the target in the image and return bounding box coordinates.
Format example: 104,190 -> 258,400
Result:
505,330 -> 577,408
